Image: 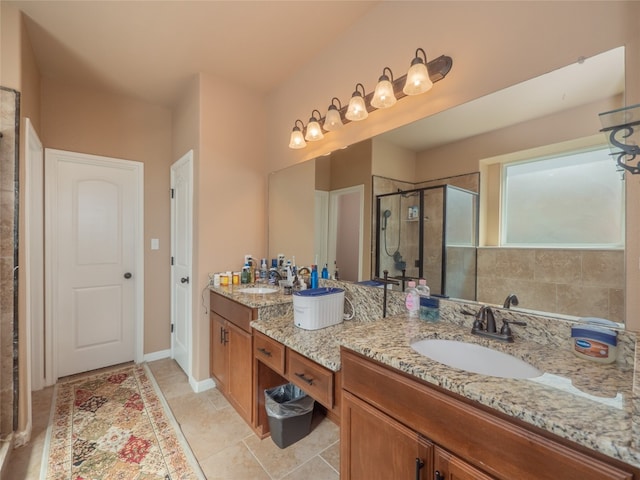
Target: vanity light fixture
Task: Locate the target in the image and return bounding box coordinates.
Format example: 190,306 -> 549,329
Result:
324,97 -> 344,131
287,48 -> 452,149
599,103 -> 640,174
403,48 -> 433,96
371,67 -> 397,109
288,119 -> 307,149
305,109 -> 324,141
345,83 -> 369,121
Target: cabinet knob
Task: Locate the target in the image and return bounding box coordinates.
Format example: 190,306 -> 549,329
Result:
434,470 -> 444,480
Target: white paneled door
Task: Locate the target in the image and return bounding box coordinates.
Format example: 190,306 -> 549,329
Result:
46,149 -> 143,379
170,151 -> 193,377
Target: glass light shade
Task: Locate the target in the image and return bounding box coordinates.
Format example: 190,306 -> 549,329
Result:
324,106 -> 343,131
371,78 -> 397,109
289,128 -> 306,149
305,119 -> 324,141
345,94 -> 368,121
403,62 -> 433,95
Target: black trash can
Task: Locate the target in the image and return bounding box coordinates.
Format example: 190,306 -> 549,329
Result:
264,383 -> 315,449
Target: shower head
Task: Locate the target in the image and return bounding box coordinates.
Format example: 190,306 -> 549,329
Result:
382,209 -> 391,230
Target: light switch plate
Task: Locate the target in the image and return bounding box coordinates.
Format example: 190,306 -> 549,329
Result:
151,238 -> 159,250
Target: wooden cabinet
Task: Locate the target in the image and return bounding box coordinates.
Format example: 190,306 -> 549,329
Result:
210,292 -> 257,425
341,347 -> 635,480
434,447 -> 495,480
342,390 -> 433,479
252,330 -> 341,438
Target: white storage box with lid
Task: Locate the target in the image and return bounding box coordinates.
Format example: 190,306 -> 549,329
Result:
293,287 -> 345,330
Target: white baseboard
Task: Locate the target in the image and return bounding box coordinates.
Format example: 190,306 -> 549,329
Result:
190,376 -> 215,393
143,349 -> 171,363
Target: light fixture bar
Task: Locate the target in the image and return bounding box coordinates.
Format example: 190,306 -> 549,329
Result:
325,55 -> 452,128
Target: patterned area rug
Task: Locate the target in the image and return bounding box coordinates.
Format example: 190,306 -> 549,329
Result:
40,364 -> 205,480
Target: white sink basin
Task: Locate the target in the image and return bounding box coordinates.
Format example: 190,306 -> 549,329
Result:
411,339 -> 542,379
236,287 -> 279,294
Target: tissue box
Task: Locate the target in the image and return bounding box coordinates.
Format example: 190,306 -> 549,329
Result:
293,287 -> 344,330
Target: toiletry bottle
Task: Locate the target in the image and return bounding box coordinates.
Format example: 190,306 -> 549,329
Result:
260,258 -> 268,284
416,279 -> 431,321
405,281 -> 420,317
241,264 -> 250,284
321,263 -> 329,279
311,265 -> 319,289
333,261 -> 340,280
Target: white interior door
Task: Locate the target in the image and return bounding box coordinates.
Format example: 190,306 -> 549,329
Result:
45,149 -> 143,379
171,151 -> 193,376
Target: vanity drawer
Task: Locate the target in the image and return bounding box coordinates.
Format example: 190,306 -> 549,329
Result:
210,292 -> 257,333
287,349 -> 334,409
254,331 -> 286,375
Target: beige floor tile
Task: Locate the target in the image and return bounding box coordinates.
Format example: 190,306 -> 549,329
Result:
319,441 -> 340,473
180,406 -> 254,461
281,455 -> 340,480
243,415 -> 339,479
147,357 -> 186,380
202,387 -> 232,411
198,441 -> 270,480
167,391 -> 219,423
4,437 -> 45,480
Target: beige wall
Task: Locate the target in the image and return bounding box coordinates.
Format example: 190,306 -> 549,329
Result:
188,73 -> 268,381
40,78 -> 173,355
266,1 -> 640,330
372,137 -> 416,181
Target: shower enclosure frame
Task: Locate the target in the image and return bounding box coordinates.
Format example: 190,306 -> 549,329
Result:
374,184 -> 479,298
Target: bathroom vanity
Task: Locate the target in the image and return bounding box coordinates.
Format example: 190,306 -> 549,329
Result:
210,284 -> 640,478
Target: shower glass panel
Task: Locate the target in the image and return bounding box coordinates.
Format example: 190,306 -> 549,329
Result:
376,185 -> 478,298
444,186 -> 478,300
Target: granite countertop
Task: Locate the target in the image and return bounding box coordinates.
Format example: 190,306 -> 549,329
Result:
251,312 -> 640,470
209,284 -> 293,309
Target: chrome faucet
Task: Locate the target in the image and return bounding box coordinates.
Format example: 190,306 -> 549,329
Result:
471,304 -> 527,342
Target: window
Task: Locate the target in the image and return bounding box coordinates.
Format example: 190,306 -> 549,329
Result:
502,147 -> 624,247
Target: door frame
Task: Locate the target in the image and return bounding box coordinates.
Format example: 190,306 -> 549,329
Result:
44,149 -> 144,385
327,184 -> 364,281
170,150 -> 193,378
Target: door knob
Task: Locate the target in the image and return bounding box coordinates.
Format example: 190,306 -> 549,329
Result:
124,272 -> 132,279
181,276 -> 189,284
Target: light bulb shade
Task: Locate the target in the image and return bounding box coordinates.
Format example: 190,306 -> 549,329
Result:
345,93 -> 368,121
371,78 -> 397,109
324,105 -> 343,131
305,119 -> 324,141
403,61 -> 433,96
289,126 -> 306,149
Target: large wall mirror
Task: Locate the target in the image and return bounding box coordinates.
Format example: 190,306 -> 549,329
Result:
269,46 -> 626,325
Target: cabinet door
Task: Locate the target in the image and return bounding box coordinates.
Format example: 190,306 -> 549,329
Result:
227,320 -> 253,423
341,391 -> 432,480
434,446 -> 495,480
210,312 -> 228,391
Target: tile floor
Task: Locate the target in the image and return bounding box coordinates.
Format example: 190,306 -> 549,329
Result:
4,358 -> 340,479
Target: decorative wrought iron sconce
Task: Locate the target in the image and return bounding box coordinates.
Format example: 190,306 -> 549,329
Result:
599,103 -> 640,175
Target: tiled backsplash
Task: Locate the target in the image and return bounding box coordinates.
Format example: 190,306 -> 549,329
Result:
477,247 -> 624,323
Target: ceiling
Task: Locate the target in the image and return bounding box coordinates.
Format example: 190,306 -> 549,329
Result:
10,0 -> 379,107
8,2 -> 625,152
